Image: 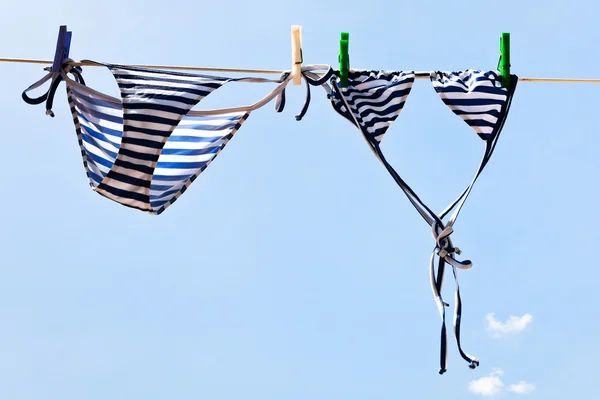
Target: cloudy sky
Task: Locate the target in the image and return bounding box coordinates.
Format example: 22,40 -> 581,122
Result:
0,0 -> 598,399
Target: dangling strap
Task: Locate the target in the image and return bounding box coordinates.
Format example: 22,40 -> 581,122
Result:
430,253 -> 449,373
22,59 -> 85,116
371,134 -> 475,374
275,65 -> 334,121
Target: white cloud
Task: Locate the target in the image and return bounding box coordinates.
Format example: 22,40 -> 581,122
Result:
486,313 -> 532,337
469,368 -> 505,397
469,369 -> 536,397
508,381 -> 536,394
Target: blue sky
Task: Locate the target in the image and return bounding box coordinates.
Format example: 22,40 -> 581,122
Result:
1,0 -> 599,399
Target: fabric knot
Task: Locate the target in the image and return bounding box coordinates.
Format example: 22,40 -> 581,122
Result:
437,247 -> 461,258
22,59 -> 86,117
431,222 -> 472,270
276,67 -> 334,121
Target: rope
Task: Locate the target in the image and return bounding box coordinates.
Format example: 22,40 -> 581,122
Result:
0,57 -> 284,75
3,57 -> 600,83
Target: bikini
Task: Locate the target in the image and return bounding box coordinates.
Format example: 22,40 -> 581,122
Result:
322,68 -> 518,373
23,60 -> 332,214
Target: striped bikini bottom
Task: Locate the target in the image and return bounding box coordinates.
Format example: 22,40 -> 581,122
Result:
22,61 -> 330,214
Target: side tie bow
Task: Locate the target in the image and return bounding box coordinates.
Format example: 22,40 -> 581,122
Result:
22,59 -> 86,117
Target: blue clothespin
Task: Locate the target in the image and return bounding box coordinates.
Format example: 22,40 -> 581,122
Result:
22,25 -> 80,117
22,25 -> 74,116
51,25 -> 72,78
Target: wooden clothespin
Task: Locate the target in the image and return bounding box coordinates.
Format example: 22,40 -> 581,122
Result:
291,25 -> 303,85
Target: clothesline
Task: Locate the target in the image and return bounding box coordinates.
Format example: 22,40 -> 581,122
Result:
2,57 -> 600,84
0,57 -> 284,75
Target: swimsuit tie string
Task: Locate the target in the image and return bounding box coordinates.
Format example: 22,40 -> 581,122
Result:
22,59 -> 85,117
432,223 -> 472,270
275,66 -> 334,121
429,220 -> 479,374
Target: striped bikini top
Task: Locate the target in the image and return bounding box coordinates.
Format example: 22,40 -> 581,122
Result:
321,69 -> 518,374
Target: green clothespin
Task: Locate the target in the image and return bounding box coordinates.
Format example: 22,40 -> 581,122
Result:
339,32 -> 349,88
498,32 -> 511,88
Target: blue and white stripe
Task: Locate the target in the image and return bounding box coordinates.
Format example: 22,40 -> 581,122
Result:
67,84 -> 121,188
430,70 -> 509,140
67,68 -> 249,214
149,112 -> 248,213
95,64 -> 230,212
329,70 -> 415,143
